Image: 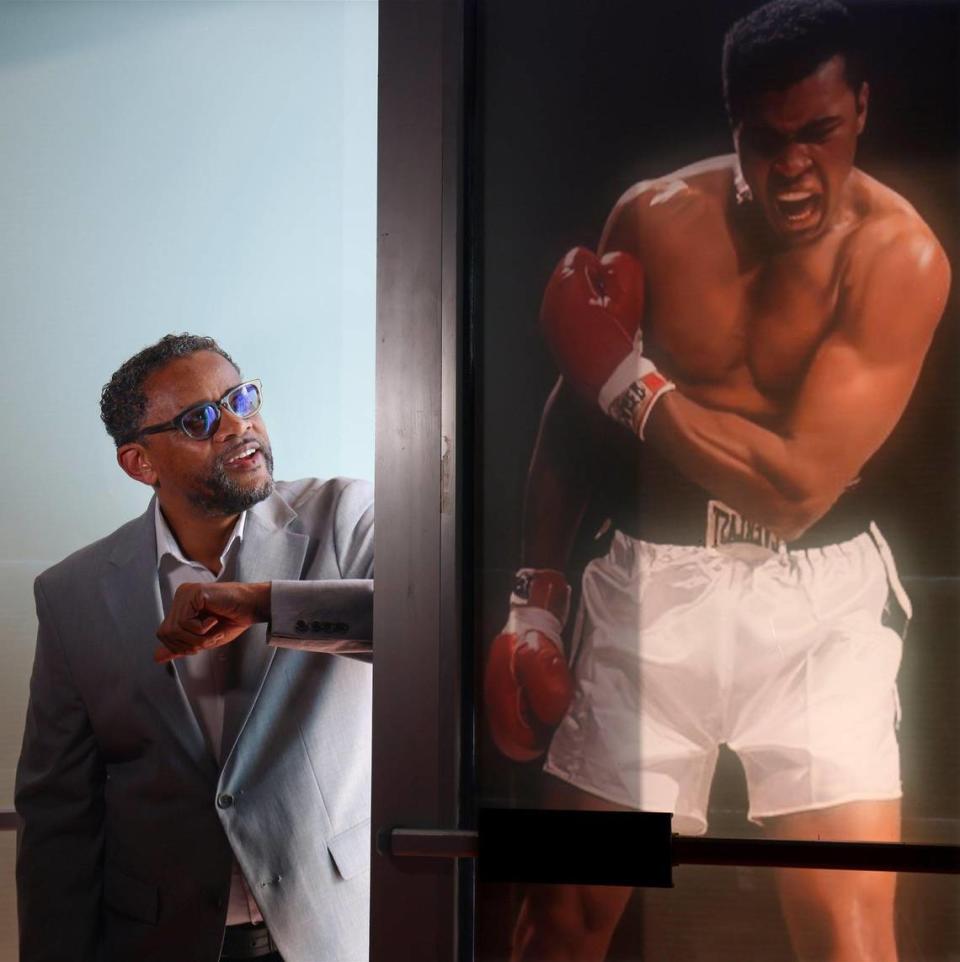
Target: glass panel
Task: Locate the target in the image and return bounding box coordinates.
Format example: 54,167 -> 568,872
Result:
478,870 -> 960,961
474,0 -> 959,958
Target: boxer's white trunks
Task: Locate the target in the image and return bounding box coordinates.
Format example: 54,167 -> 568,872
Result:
545,521 -> 906,835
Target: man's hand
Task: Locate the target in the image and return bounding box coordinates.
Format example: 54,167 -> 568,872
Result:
154,582 -> 272,663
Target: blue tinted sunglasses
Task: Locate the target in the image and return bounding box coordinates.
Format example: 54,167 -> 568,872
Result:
137,379 -> 263,441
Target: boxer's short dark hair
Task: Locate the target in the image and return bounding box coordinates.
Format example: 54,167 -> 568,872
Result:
101,333 -> 239,446
723,0 -> 864,125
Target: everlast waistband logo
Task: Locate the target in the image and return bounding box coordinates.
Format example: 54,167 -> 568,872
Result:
706,499 -> 783,553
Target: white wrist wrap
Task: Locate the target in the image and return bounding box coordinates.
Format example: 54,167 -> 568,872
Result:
598,346 -> 675,441
506,605 -> 564,645
507,568 -> 571,652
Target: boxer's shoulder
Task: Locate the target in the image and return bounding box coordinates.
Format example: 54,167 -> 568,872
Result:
617,156 -> 731,213
847,171 -> 940,247
604,156 -> 733,250
841,170 -> 949,296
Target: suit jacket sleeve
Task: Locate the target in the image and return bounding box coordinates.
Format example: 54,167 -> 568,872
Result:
268,477 -> 374,653
16,577 -> 105,962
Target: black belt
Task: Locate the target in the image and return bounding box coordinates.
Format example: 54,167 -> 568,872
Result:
221,923 -> 281,960
618,498 -> 870,551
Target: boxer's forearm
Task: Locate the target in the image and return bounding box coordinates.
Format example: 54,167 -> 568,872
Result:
646,392 -> 839,539
521,383 -> 595,569
522,454 -> 591,569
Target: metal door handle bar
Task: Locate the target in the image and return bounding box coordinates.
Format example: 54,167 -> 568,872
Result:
672,835 -> 960,876
390,828 -> 479,858
388,809 -> 960,886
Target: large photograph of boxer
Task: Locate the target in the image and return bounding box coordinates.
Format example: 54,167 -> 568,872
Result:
476,1 -> 959,959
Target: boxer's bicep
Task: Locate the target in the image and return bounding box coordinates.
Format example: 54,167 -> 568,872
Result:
785,231 -> 950,486
784,336 -> 920,492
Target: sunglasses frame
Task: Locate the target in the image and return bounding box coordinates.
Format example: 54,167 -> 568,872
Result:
135,379 -> 263,441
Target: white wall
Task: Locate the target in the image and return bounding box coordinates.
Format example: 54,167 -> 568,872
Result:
0,0 -> 378,953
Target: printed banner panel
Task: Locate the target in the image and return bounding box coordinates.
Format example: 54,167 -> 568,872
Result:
474,1 -> 959,959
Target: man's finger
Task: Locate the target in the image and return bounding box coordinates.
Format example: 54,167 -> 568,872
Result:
154,633 -> 225,664
157,614 -> 221,643
158,625 -> 225,649
189,587 -> 212,617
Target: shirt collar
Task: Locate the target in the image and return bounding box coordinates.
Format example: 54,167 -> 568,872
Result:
154,500 -> 246,572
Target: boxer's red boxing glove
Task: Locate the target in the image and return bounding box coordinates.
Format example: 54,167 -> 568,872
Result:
540,246 -> 675,439
540,246 -> 644,395
484,569 -> 573,762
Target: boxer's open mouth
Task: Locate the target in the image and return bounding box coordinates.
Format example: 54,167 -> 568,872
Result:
774,190 -> 822,230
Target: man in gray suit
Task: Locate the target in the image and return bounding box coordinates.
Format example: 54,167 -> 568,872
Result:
16,334 -> 374,962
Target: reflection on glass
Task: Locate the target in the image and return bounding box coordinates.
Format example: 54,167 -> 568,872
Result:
477,0 -> 958,959
478,870 -> 960,962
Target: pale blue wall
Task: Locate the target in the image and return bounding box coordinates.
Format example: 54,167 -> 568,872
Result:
0,0 -> 378,562
0,6 -> 379,922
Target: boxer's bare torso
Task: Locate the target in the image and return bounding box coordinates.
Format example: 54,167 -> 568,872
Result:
588,156 -> 949,539
602,155 -> 937,428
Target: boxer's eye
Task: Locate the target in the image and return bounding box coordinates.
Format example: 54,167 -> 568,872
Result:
798,119 -> 842,144
741,126 -> 784,156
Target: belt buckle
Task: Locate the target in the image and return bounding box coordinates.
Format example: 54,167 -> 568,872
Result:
221,923 -> 278,960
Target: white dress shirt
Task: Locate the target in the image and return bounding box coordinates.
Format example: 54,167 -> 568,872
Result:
154,503 -> 265,926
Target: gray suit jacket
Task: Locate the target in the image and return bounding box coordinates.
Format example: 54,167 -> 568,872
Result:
16,477 -> 374,962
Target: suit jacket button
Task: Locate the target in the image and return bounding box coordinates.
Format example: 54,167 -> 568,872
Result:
217,793 -> 234,809
295,619 -> 309,633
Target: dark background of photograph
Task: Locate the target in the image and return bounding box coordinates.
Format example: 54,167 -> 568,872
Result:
472,1 -> 959,958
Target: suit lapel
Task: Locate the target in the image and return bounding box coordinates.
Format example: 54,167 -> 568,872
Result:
221,493 -> 310,764
101,499 -> 216,778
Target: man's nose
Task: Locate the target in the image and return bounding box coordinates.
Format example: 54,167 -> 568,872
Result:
214,405 -> 253,440
773,142 -> 812,179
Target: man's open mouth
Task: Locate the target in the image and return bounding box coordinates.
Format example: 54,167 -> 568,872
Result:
773,190 -> 822,230
224,443 -> 262,468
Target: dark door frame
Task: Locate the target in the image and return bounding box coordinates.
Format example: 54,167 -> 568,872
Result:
371,1 -> 470,960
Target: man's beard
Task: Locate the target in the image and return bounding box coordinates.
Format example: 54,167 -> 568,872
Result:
187,443 -> 276,516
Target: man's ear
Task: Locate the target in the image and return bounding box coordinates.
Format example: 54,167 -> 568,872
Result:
117,442 -> 160,488
855,81 -> 869,135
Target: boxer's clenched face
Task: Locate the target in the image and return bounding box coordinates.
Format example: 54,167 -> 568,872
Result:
733,55 -> 868,245
122,351 -> 275,516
